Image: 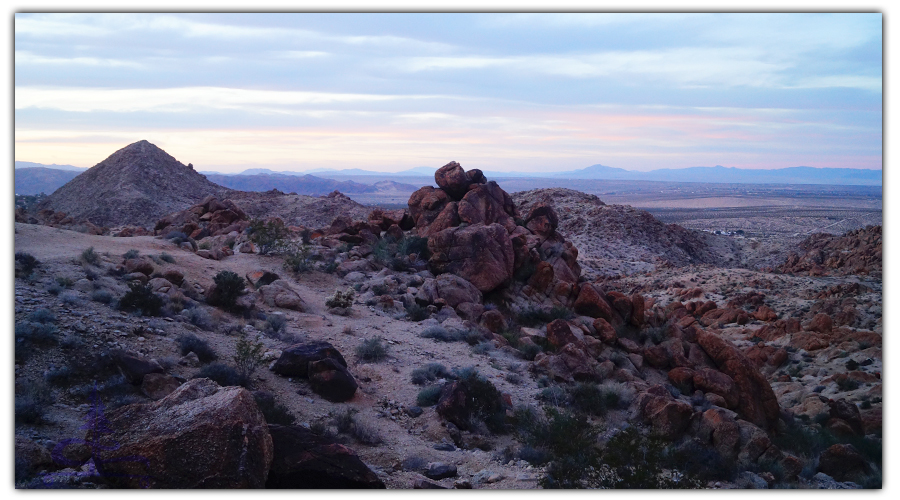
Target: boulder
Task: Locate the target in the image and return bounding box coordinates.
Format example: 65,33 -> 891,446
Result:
246,271 -> 280,288
692,368 -> 739,409
415,274 -> 482,308
124,257 -> 155,276
456,181 -> 517,231
805,313 -> 833,334
408,186 -> 453,229
546,319 -> 582,349
696,329 -> 780,429
524,203 -> 558,238
266,424 -> 385,488
534,344 -> 599,383
480,310 -> 507,333
162,269 -> 184,286
818,444 -> 871,482
425,462 -> 458,480
697,408 -> 741,458
111,350 -> 164,385
636,387 -> 694,439
89,378 -> 273,488
434,161 -> 471,200
257,279 -> 306,311
272,341 -> 348,378
308,358 -> 358,402
428,223 -> 514,293
828,398 -> 865,436
573,284 -> 616,321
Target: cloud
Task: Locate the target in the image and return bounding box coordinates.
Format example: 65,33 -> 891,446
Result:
15,50 -> 144,68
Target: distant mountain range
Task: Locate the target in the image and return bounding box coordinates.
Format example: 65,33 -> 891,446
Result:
15,161 -> 86,172
204,172 -> 418,196
15,167 -> 81,195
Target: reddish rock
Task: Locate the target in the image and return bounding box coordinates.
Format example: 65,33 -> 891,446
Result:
754,305 -> 778,322
89,379 -> 273,488
630,294 -> 645,327
607,291 -> 633,321
273,341 -> 348,378
696,329 -> 780,430
415,274 -> 482,308
818,444 -> 871,482
695,300 -> 718,316
112,350 -> 164,385
805,313 -> 833,334
527,261 -> 555,294
592,318 -> 617,344
534,344 -> 600,383
573,284 -> 616,321
524,203 -> 558,238
828,398 -> 864,436
408,186 -> 453,229
140,373 -> 181,400
428,223 -> 514,293
457,181 -> 517,231
308,358 -> 358,402
692,368 -> 739,409
480,309 -> 507,333
697,408 -> 741,458
124,257 -> 155,275
637,388 -> 694,439
667,367 -> 696,391
546,319 -> 582,349
434,161 -> 472,200
266,424 -> 385,489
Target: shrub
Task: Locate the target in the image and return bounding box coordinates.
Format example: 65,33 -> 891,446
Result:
664,440 -> 735,483
519,343 -> 543,361
91,289 -> 114,304
325,288 -> 355,309
398,235 -> 430,260
15,252 -> 40,277
159,253 -> 175,263
16,321 -> 59,345
59,291 -> 82,306
846,359 -> 860,371
165,231 -> 188,243
81,247 -> 100,265
208,270 -> 246,312
322,260 -> 339,274
599,426 -> 695,488
506,373 -> 524,385
283,244 -> 312,274
265,314 -> 287,335
416,385 -> 443,407
28,308 -> 57,324
44,366 -> 73,386
455,368 -> 507,433
233,333 -> 266,381
516,407 -> 602,489
836,378 -> 860,391
15,382 -> 54,425
471,341 -> 494,355
198,241 -> 211,250
119,282 -> 163,316
177,333 -> 217,363
350,417 -> 384,445
410,363 -> 455,385
195,363 -> 248,388
183,307 -> 216,331
253,392 -> 296,425
420,325 -> 464,342
405,303 -> 429,322
123,249 -> 139,260
356,337 -> 388,363
516,306 -> 573,327
330,407 -> 357,433
46,283 -> 63,296
249,218 -> 290,255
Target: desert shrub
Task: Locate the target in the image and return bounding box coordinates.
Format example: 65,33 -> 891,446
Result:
836,378 -> 860,391
123,249 -> 140,260
455,368 -> 507,433
397,235 -> 430,260
198,241 -> 212,250
420,325 -> 464,342
405,303 -> 429,322
28,308 -> 57,324
15,252 -> 40,277
410,363 -> 455,385
249,218 -> 290,255
351,416 -> 384,445
771,421 -> 837,458
15,381 -> 54,425
56,276 -> 74,288
664,440 -> 735,483
471,341 -> 494,355
183,306 -> 216,331
15,321 -> 59,346
265,314 -> 287,335
253,392 -> 296,426
505,373 -> 524,385
208,270 -> 246,312
46,283 -> 63,296
519,342 -> 543,361
845,359 -> 860,371
322,260 -> 339,274
538,386 -> 569,407
44,366 -> 74,386
516,407 -> 602,489
599,426 -> 696,488
165,231 -> 188,243
330,407 -> 357,433
59,291 -> 82,306
416,385 -> 443,407
177,333 -> 217,363
59,334 -> 83,350
356,337 -> 388,363
80,247 -> 100,265
325,288 -> 355,309
283,244 -> 312,273
119,282 -> 163,316
233,333 -> 266,381
91,289 -> 114,304
159,252 -> 175,263
371,237 -> 394,266
195,363 -> 248,388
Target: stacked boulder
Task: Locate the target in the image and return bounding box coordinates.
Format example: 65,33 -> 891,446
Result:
408,161 -> 581,311
154,195 -> 253,259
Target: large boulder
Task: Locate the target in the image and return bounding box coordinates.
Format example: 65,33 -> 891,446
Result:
636,386 -> 694,439
434,161 -> 471,200
573,284 -> 616,321
272,341 -> 348,378
266,424 -> 385,488
415,273 -> 483,308
428,223 -> 514,293
308,358 -> 358,402
89,378 -> 273,488
524,203 -> 558,238
456,181 -> 517,231
408,186 -> 453,230
818,444 -> 871,482
257,279 -> 306,311
696,329 -> 780,429
111,350 -> 164,385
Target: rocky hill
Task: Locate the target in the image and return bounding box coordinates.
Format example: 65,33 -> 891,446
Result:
204,173 -> 408,196
227,190 -> 371,229
779,226 -> 882,276
14,167 -> 80,196
38,140 -> 228,228
511,188 -> 728,278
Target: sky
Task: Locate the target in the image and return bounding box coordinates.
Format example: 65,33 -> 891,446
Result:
14,12 -> 883,174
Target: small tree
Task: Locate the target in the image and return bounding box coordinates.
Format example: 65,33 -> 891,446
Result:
208,270 -> 246,312
249,218 -> 290,255
233,333 -> 266,382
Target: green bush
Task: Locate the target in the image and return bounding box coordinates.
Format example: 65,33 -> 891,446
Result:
123,249 -> 140,260
398,235 -> 430,260
416,385 -> 443,407
159,252 -> 175,263
405,303 -> 430,322
177,333 -> 217,363
28,308 -> 57,324
516,306 -> 575,327
265,314 -> 287,335
15,252 -> 40,277
411,363 -> 455,385
249,218 -> 290,255
420,325 -> 465,342
325,288 -> 355,309
356,337 -> 388,363
81,246 -> 100,265
208,270 -> 246,312
253,392 -> 296,425
195,362 -> 249,388
233,333 -> 266,381
119,282 -> 163,316
91,289 -> 114,304
599,426 -> 696,489
283,244 -> 312,274
516,407 -> 602,489
15,381 -> 54,425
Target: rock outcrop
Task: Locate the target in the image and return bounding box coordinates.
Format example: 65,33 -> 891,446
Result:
780,225 -> 881,276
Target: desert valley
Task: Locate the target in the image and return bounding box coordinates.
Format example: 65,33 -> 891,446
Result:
13,140 -> 882,489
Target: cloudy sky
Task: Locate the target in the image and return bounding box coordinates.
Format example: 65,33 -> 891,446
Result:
14,12 -> 882,174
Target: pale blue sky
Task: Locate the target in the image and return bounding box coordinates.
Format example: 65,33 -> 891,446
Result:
14,12 -> 883,173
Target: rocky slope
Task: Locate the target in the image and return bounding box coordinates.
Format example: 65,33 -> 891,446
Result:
227,190 -> 371,229
512,188 -> 738,279
779,226 -> 882,276
38,140 -> 228,228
